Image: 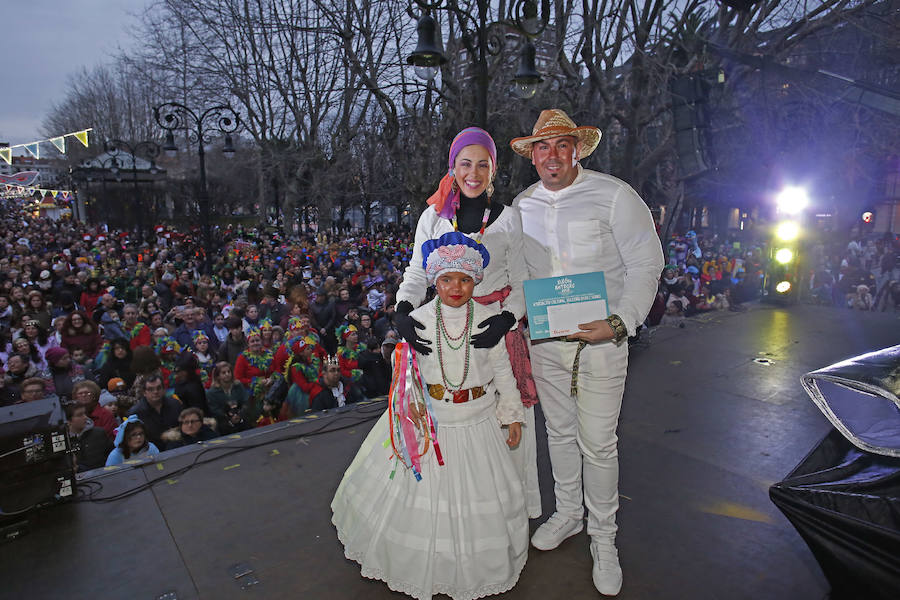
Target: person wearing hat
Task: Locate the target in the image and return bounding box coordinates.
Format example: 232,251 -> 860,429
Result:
394,126 -> 541,519
233,328 -> 277,413
45,346 -> 83,402
281,336 -> 323,417
510,109 -> 664,595
105,414 -> 160,466
332,231 -> 527,600
334,324 -> 365,404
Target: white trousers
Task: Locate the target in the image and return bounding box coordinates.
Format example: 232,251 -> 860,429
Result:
530,339 -> 628,539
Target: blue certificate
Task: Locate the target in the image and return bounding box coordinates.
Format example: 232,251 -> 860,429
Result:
523,271 -> 609,340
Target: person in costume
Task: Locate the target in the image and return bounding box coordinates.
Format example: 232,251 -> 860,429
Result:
190,330 -> 216,382
233,328 -> 276,413
105,415 -> 160,466
335,324 -> 365,403
510,109 -> 664,596
259,317 -> 276,350
272,315 -> 305,375
394,126 -> 541,518
123,303 -> 152,349
281,336 -> 323,417
154,335 -> 182,389
332,231 -> 528,600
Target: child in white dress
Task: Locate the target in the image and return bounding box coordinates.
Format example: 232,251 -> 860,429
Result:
331,232 -> 528,600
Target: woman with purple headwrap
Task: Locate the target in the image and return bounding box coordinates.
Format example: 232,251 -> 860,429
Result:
395,127 -> 541,519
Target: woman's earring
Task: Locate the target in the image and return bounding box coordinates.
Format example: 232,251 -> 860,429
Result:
451,179 -> 459,194
486,181 -> 494,199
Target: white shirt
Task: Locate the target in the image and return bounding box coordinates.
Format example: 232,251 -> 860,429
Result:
397,204 -> 529,321
514,164 -> 664,335
330,381 -> 346,407
411,299 -> 524,425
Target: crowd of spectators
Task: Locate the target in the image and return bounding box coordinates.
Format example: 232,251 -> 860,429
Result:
648,230 -> 767,328
0,200 -> 411,471
807,235 -> 900,311
649,228 -> 900,328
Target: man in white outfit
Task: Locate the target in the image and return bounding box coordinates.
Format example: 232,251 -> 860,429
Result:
511,110 -> 664,596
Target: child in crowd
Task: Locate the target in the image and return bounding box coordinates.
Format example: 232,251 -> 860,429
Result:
105,415 -> 160,466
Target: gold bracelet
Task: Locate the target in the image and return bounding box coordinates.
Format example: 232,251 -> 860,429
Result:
606,314 -> 628,344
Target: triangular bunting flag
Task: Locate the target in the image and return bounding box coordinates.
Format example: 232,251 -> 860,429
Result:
51,190 -> 59,198
0,147 -> 10,164
24,143 -> 40,158
62,191 -> 70,199
73,130 -> 90,147
50,137 -> 66,153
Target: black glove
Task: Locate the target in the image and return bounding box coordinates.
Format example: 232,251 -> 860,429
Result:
394,300 -> 432,355
471,310 -> 517,349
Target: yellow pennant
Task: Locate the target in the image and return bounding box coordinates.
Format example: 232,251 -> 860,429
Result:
0,147 -> 10,165
73,129 -> 90,147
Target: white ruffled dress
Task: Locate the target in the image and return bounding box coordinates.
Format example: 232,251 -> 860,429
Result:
331,299 -> 528,600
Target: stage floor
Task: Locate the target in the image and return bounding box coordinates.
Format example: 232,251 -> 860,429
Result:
3,303 -> 898,599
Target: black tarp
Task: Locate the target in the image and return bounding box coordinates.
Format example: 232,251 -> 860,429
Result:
770,430 -> 900,599
771,344 -> 900,599
800,344 -> 900,457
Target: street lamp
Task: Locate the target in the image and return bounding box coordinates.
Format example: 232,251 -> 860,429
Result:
154,102 -> 241,271
67,167 -> 84,223
405,0 -> 549,126
105,139 -> 161,244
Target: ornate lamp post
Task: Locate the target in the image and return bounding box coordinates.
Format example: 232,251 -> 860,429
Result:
104,139 -> 161,244
405,0 -> 550,127
153,102 -> 240,269
67,167 -> 85,223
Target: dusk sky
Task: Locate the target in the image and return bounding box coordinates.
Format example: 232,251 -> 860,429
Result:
0,0 -> 146,148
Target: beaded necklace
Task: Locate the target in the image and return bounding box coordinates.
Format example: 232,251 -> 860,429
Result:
434,298 -> 473,390
451,204 -> 491,244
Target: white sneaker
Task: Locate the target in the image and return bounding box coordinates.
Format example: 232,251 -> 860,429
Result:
591,538 -> 623,596
530,513 -> 583,550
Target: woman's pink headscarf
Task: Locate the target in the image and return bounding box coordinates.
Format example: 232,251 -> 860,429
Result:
426,127 -> 497,219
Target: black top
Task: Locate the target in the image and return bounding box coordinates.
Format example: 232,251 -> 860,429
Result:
454,192 -> 504,233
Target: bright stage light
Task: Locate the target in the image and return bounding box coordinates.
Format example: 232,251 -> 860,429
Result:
775,281 -> 792,294
775,186 -> 809,215
775,221 -> 800,242
775,248 -> 794,264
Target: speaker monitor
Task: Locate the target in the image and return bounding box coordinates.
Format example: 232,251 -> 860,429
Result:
0,397 -> 75,521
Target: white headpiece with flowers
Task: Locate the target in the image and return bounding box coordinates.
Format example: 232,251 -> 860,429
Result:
422,231 -> 491,287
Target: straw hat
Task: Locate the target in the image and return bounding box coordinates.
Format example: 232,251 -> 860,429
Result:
510,109 -> 601,159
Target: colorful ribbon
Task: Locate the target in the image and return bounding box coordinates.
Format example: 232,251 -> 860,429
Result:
387,342 -> 444,481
